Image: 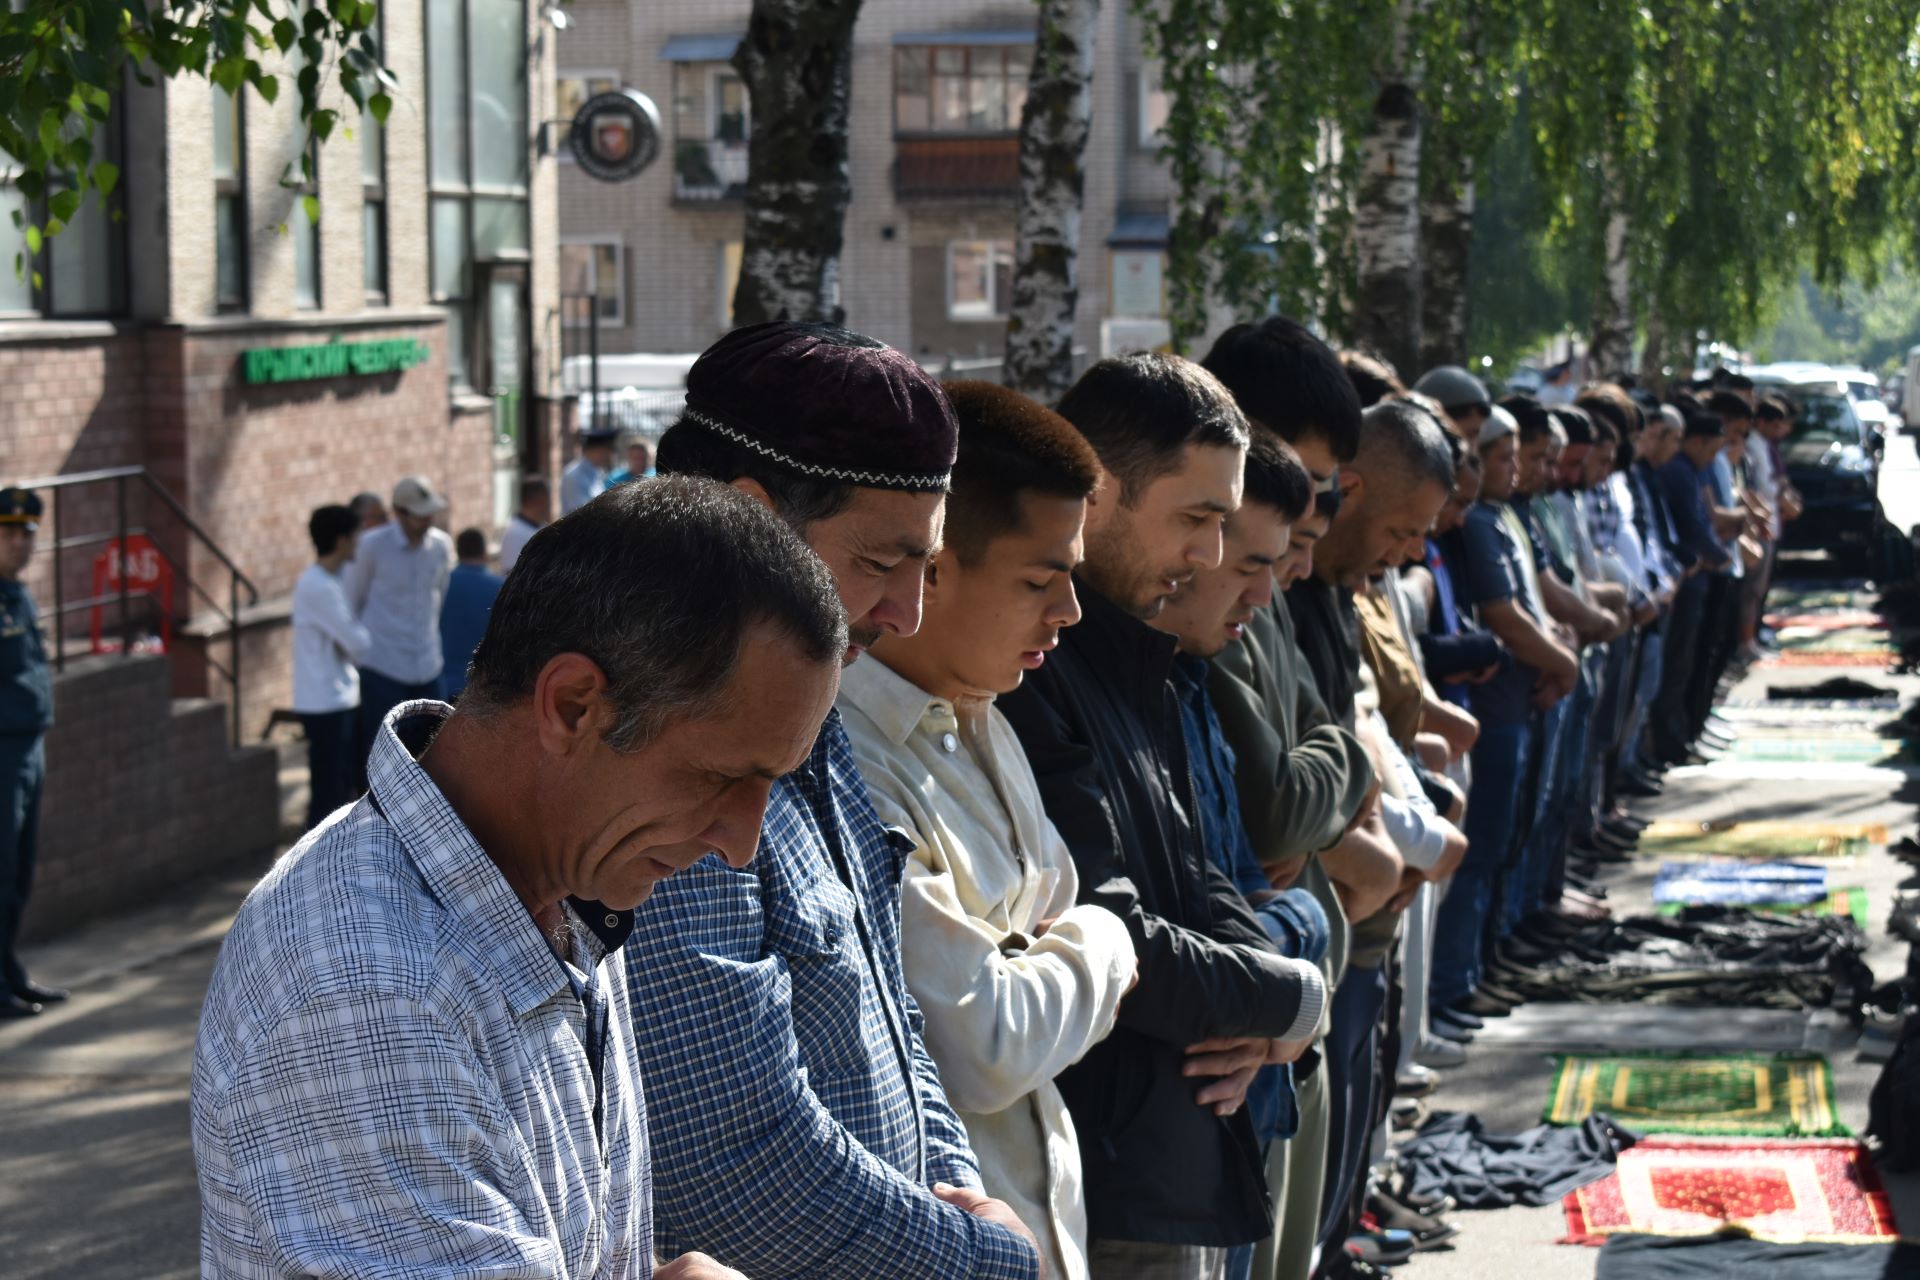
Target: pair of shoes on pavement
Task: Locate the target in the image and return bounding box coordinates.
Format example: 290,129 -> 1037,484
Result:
1366,1190 -> 1463,1251
1395,1063 -> 1440,1098
1,978 -> 68,1019
1413,1034 -> 1467,1069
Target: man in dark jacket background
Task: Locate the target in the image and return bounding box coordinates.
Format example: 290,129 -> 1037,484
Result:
999,353 -> 1324,1279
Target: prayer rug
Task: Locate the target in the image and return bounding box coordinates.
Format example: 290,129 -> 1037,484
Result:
1775,624 -> 1895,651
1765,609 -> 1890,631
1654,861 -> 1827,908
1763,650 -> 1900,668
1639,821 -> 1885,861
1656,890 -> 1870,931
1562,1138 -> 1898,1245
1544,1053 -> 1849,1138
1723,737 -> 1908,765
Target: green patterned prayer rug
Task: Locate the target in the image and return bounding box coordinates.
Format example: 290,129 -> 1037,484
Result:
1544,1052 -> 1849,1137
1656,888 -> 1869,929
1638,820 -> 1885,860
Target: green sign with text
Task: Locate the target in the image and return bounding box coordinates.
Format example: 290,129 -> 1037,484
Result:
241,337 -> 429,385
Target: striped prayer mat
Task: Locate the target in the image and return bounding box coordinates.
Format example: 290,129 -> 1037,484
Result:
1762,650 -> 1898,667
1653,861 -> 1826,907
1544,1053 -> 1848,1137
1563,1138 -> 1896,1245
1655,889 -> 1869,930
1638,821 -> 1885,860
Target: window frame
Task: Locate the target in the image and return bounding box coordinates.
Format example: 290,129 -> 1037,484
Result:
559,236 -> 625,328
1136,63 -> 1169,150
361,14 -> 389,304
894,43 -> 1031,137
945,238 -> 1013,322
293,141 -> 321,311
212,83 -> 250,313
0,101 -> 130,320
708,66 -> 749,144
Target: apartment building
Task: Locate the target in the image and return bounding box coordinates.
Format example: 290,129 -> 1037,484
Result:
555,0 -> 1178,368
0,0 -> 564,738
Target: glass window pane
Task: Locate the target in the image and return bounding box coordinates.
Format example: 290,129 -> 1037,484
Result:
1006,47 -> 1030,81
50,188 -> 114,315
216,195 -> 245,306
949,241 -> 991,319
595,244 -> 620,318
934,48 -> 965,75
896,48 -> 929,96
293,198 -> 319,309
897,94 -> 929,131
714,73 -> 748,143
212,87 -> 240,182
426,0 -> 467,186
0,186 -> 33,313
431,197 -> 468,298
473,196 -> 528,256
558,76 -> 587,123
471,0 -> 528,188
363,199 -> 385,296
360,106 -> 383,184
560,242 -> 592,294
970,70 -> 1004,129
445,301 -> 470,386
935,74 -> 968,129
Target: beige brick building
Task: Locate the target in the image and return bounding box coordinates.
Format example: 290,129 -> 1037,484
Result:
0,0 -> 566,740
555,0 -> 1177,370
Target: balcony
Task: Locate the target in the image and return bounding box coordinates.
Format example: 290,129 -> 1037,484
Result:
672,139 -> 749,203
893,136 -> 1020,203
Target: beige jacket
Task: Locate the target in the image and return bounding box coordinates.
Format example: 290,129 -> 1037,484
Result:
839,656 -> 1136,1280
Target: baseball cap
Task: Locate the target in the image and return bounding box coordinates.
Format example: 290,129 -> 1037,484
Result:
391,475 -> 449,518
0,487 -> 42,531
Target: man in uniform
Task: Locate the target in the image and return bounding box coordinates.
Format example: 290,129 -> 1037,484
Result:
0,487 -> 59,1018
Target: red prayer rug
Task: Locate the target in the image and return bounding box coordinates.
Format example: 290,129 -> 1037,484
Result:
1562,1138 -> 1899,1246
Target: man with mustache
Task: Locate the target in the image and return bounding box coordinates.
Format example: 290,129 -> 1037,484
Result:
999,354 -> 1325,1280
622,323 -> 1043,1279
193,477 -> 846,1279
841,382 -> 1139,1280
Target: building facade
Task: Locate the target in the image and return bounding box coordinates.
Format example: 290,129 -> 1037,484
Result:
555,0 -> 1177,371
0,0 -> 565,740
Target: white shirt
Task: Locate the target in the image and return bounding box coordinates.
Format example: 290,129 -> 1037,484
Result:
839,657 -> 1136,1280
499,513 -> 542,573
343,523 -> 455,685
290,563 -> 371,713
1747,436 -> 1783,538
562,457 -> 607,515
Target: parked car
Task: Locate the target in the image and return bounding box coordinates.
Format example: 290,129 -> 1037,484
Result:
1778,391 -> 1884,558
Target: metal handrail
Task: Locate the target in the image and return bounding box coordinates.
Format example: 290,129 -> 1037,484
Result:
13,465 -> 261,742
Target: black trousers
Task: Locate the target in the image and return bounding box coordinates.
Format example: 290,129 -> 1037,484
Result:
0,733 -> 45,993
301,709 -> 358,830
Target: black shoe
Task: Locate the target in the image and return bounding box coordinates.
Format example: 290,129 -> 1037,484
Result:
15,980 -> 67,1004
0,993 -> 42,1018
1458,988 -> 1517,1017
1600,815 -> 1645,841
1477,978 -> 1527,1003
1617,772 -> 1662,797
1591,828 -> 1638,853
1366,1190 -> 1464,1251
1498,937 -> 1559,965
1571,842 -> 1632,865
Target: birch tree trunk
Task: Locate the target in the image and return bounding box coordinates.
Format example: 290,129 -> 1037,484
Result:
1418,136 -> 1473,373
1589,194 -> 1634,379
1003,0 -> 1098,401
1353,77 -> 1423,377
730,0 -> 863,327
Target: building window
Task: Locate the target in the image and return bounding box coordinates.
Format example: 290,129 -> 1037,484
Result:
426,0 -> 529,387
557,71 -> 620,161
670,62 -> 749,201
947,240 -> 1012,320
560,240 -> 624,327
212,84 -> 248,311
0,110 -> 128,320
895,44 -> 1030,134
719,239 -> 742,328
1137,64 -> 1169,147
1111,250 -> 1166,317
293,146 -> 320,310
362,103 -> 387,301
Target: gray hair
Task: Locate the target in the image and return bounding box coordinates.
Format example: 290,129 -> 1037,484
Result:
461,475 -> 847,752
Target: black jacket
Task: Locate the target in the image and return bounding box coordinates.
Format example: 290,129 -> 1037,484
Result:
998,579 -> 1314,1248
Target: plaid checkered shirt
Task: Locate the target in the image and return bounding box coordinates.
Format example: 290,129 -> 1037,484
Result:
193,702 -> 652,1279
623,710 -> 1042,1279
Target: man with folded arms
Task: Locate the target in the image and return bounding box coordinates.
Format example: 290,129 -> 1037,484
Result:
625,322 -> 1043,1279
843,381 -> 1139,1280
193,477 -> 849,1279
999,354 -> 1325,1280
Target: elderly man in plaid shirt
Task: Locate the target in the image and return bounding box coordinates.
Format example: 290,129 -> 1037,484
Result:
192,479 -> 848,1280
624,323 -> 1045,1279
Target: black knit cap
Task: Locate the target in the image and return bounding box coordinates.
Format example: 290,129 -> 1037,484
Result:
681,321 -> 958,492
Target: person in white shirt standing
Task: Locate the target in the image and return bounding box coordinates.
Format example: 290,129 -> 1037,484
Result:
344,475 -> 456,780
291,504 -> 372,829
840,381 -> 1138,1280
562,428 -> 617,515
498,474 -> 551,574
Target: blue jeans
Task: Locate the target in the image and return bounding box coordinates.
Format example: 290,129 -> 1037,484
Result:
1618,629 -> 1665,771
355,668 -> 444,788
1506,694 -> 1571,934
1433,718 -> 1530,1009
1317,963 -> 1390,1250
300,709 -> 358,830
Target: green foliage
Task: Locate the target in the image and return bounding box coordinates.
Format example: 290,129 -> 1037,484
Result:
1749,262 -> 1920,372
0,0 -> 388,249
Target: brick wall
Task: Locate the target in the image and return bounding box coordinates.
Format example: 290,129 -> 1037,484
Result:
24,653 -> 279,943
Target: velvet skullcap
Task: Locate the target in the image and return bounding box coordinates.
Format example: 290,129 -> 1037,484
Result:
681,321 -> 958,492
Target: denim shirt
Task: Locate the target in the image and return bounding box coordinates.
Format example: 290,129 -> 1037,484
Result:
1171,656 -> 1331,1145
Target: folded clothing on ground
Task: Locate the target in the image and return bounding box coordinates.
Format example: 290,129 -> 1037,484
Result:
1394,1111 -> 1637,1210
1595,1231 -> 1920,1278
1499,907 -> 1872,1011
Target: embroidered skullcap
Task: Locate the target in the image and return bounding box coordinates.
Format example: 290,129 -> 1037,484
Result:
681,321 -> 958,492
